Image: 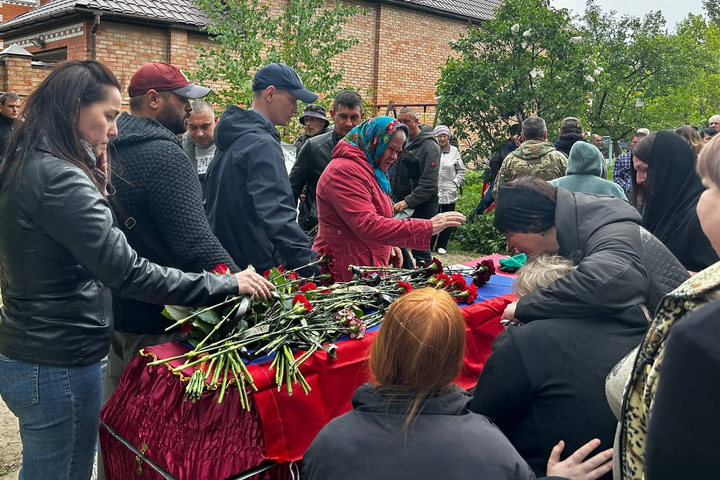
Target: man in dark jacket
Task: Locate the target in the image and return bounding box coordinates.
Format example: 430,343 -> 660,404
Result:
393,107 -> 440,267
494,178 -> 689,325
553,116 -> 586,157
205,63 -> 319,276
0,92 -> 20,160
105,63 -> 240,399
289,90 -> 363,238
294,103 -> 330,154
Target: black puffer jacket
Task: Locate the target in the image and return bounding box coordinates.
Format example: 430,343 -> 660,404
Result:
390,125 -> 440,209
289,129 -> 340,232
515,189 -> 689,323
553,133 -> 586,157
0,141 -> 238,367
303,383 -> 565,480
109,113 -> 238,334
205,107 -> 317,276
470,308 -> 646,478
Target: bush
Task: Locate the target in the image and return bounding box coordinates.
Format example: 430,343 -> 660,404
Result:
448,169 -> 507,255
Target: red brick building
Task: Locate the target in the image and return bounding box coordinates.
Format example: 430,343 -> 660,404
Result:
0,0 -> 499,120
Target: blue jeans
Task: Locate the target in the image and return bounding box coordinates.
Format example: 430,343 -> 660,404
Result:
0,353 -> 101,480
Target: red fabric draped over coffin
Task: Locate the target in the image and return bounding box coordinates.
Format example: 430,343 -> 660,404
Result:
100,257 -> 513,480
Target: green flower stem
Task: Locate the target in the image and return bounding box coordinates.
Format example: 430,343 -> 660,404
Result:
229,362 -> 247,411
218,360 -> 230,403
163,295 -> 244,332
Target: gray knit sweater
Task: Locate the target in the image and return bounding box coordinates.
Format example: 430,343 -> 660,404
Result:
109,113 -> 238,334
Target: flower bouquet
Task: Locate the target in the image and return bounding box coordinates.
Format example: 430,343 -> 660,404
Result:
148,253 -> 496,410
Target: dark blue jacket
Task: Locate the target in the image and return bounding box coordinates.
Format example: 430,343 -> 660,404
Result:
205,107 -> 317,275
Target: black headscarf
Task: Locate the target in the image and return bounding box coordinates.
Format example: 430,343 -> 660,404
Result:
633,130 -> 704,243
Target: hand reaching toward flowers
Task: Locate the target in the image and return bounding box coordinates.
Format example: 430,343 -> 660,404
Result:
546,439 -> 613,480
431,211 -> 466,235
235,268 -> 275,300
390,247 -> 403,268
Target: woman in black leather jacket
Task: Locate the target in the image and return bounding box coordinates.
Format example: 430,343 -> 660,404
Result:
0,61 -> 273,480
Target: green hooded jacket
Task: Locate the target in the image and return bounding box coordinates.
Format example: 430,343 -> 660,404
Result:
550,142 -> 627,200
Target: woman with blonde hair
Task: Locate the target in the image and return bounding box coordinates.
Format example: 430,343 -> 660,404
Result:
471,255 -> 645,480
674,125 -> 705,156
303,288 -> 614,480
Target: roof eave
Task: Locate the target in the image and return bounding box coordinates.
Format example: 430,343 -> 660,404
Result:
0,6 -> 207,36
368,0 -> 485,24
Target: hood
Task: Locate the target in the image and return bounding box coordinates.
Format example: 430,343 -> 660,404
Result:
512,139 -> 558,161
554,133 -> 585,152
352,383 -> 470,416
214,106 -> 280,151
111,113 -> 180,148
566,141 -> 603,177
555,187 -> 642,254
407,124 -> 439,149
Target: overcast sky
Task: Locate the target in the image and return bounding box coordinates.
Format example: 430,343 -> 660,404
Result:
551,0 -> 705,29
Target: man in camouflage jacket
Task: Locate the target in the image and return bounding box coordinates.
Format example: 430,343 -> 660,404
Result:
493,116 -> 567,199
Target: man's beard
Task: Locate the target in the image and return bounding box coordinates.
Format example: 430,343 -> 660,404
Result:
158,103 -> 187,135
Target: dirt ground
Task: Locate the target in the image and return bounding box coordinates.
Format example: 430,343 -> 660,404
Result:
0,250 -> 482,478
0,399 -> 20,479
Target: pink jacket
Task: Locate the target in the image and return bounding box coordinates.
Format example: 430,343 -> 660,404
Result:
313,141 -> 433,282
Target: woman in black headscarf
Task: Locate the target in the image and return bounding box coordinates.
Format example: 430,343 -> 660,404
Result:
631,130 -> 718,272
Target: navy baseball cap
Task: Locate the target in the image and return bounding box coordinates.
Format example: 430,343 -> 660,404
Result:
253,63 -> 318,103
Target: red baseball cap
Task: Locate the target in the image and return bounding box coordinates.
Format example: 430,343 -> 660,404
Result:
128,62 -> 211,99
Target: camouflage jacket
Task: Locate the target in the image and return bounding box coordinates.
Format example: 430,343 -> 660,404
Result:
492,140 -> 567,199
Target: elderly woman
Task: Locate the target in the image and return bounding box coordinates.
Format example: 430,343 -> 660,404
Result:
631,130 -> 718,272
620,135 -> 720,480
313,117 -> 464,282
431,125 -> 466,255
303,288 -> 613,480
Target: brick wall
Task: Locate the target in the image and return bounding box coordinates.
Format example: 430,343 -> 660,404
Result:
1,2 -> 36,23
0,1 -> 471,116
0,55 -> 51,94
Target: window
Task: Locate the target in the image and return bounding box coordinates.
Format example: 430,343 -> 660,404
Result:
32,47 -> 67,63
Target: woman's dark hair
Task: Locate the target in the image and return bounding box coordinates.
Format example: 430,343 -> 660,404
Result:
702,127 -> 718,138
0,60 -> 121,196
493,177 -> 557,233
631,130 -> 704,243
630,132 -> 656,207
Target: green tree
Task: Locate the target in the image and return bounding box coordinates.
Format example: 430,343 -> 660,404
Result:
579,2 -> 713,143
192,0 -> 363,133
435,0 -> 593,162
642,14 -> 720,128
704,0 -> 720,27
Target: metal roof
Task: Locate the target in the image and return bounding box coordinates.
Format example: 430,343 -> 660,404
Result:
0,0 -> 498,34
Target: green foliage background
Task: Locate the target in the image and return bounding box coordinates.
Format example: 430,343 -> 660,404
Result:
448,170 -> 507,255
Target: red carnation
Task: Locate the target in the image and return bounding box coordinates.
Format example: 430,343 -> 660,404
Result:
450,273 -> 467,290
286,271 -> 299,281
472,259 -> 496,287
292,294 -> 313,313
300,282 -> 318,292
181,322 -> 194,334
211,263 -> 230,275
423,258 -> 444,277
397,281 -> 413,294
430,272 -> 452,288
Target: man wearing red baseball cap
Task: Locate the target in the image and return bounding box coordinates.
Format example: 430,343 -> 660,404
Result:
102,62 -> 240,415
205,62 -> 320,277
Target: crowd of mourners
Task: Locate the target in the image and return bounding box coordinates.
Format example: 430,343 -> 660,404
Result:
0,57 -> 718,480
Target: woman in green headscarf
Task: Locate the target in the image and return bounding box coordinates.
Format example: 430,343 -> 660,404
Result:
313,116 -> 465,281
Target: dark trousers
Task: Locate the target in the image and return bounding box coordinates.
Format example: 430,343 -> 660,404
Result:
431,202 -> 456,251
475,180 -> 495,215
402,199 -> 438,268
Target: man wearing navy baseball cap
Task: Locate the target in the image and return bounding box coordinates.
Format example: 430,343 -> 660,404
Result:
205,63 -> 320,277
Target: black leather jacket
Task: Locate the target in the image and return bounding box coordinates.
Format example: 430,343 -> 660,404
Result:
0,143 -> 238,367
